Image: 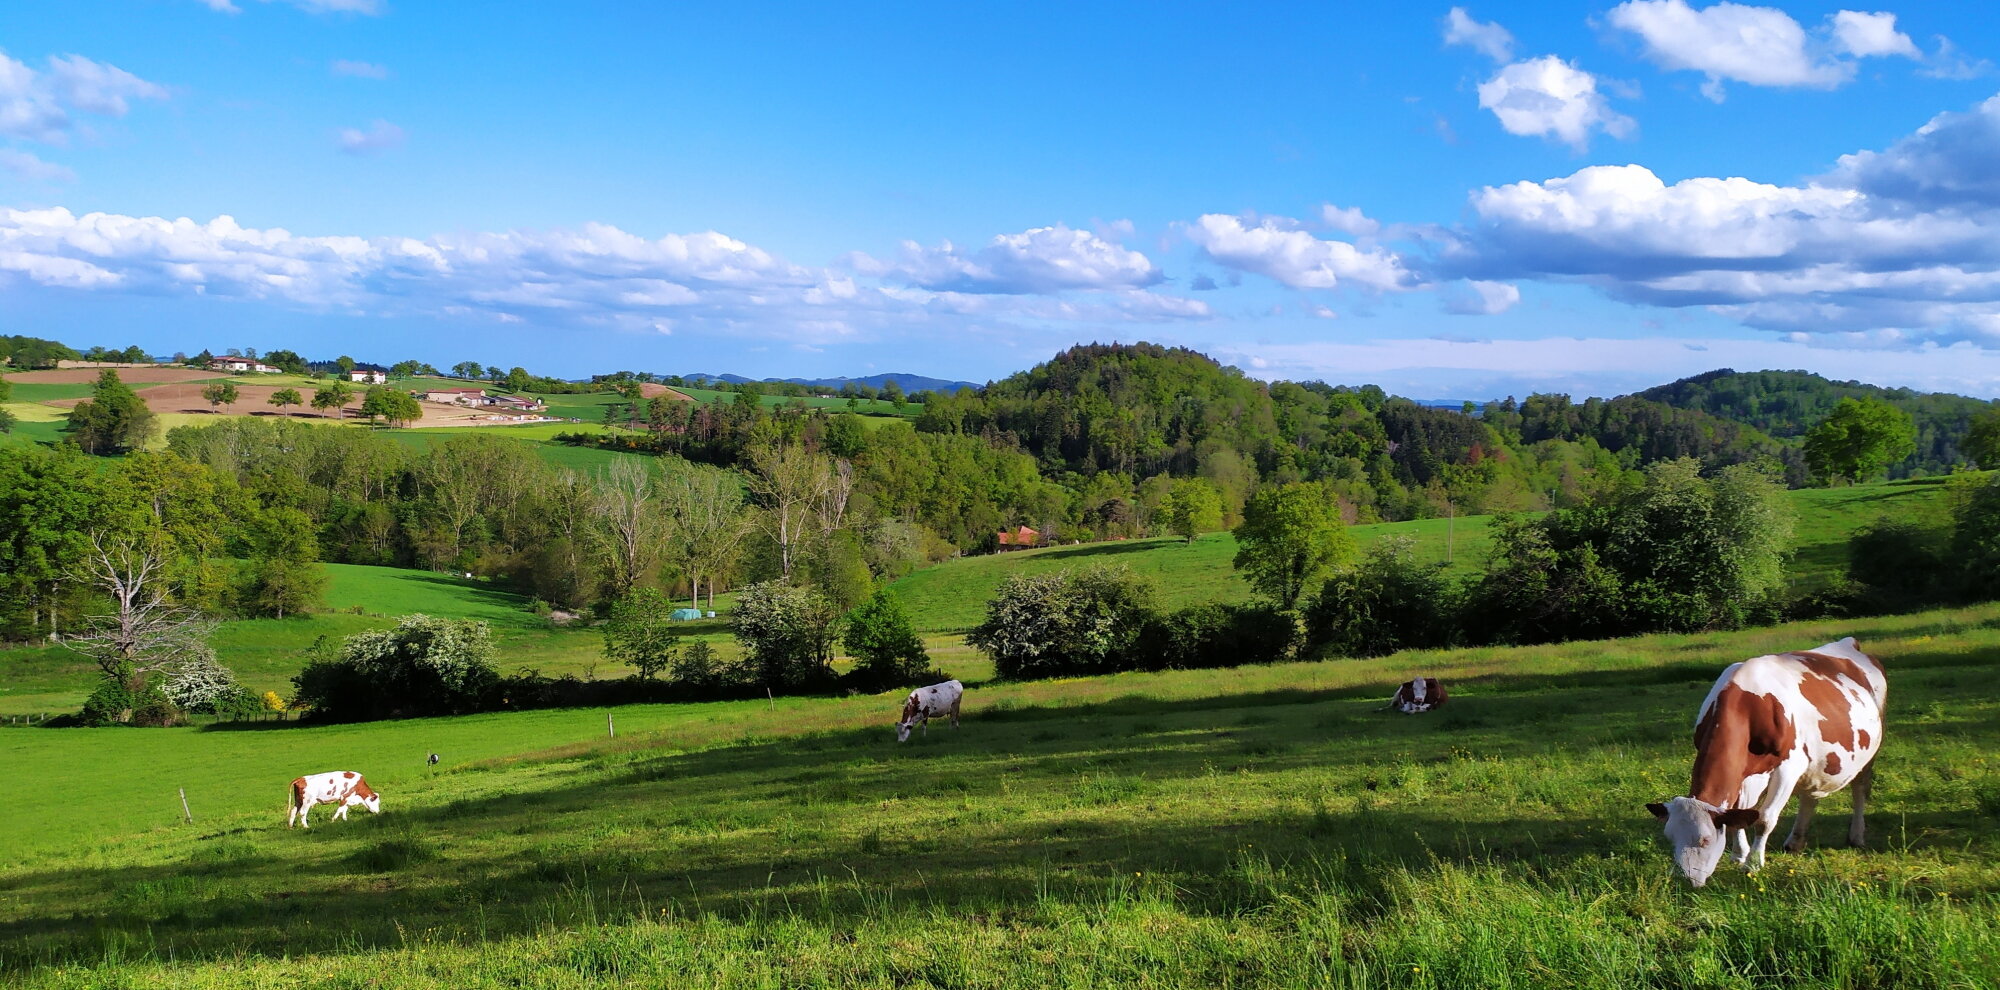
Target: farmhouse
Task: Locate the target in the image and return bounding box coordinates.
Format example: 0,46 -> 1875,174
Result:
422,387 -> 487,406
486,394 -> 547,412
996,525 -> 1043,551
209,357 -> 280,374
349,367 -> 387,385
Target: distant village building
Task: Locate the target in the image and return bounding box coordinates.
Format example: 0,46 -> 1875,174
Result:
417,387 -> 546,413
996,525 -> 1044,551
209,357 -> 280,374
349,367 -> 387,385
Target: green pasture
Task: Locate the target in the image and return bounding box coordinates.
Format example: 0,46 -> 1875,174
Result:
673,385 -> 918,418
3,604 -> 1998,987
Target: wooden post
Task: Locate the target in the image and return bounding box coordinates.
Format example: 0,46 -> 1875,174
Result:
607,713 -> 615,739
178,787 -> 193,824
767,687 -> 775,710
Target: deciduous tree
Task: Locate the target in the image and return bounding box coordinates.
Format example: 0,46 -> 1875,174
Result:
1232,483 -> 1355,610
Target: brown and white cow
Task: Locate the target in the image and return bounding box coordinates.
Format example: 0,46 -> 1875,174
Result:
897,680 -> 963,743
1389,677 -> 1447,714
1646,636 -> 1884,887
287,770 -> 382,829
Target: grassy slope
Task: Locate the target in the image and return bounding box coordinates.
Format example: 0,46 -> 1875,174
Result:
886,477 -> 1960,634
2,604 -> 1997,986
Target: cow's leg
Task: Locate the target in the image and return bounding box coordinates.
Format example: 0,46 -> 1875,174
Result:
950,698 -> 960,729
1847,761 -> 1876,849
298,805 -> 311,830
1731,825 -> 1752,865
1749,770 -> 1802,871
1782,794 -> 1820,854
287,803 -> 298,828
333,802 -> 349,822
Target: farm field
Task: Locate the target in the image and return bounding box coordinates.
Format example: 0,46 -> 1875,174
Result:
2,604 -> 1997,987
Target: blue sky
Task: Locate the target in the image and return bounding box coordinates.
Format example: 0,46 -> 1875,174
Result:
3,1 -> 1999,398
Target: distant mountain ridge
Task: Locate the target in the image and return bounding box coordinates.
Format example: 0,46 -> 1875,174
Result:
683,372 -> 983,393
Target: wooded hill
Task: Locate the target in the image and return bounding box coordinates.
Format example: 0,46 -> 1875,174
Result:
1636,368 -> 1993,476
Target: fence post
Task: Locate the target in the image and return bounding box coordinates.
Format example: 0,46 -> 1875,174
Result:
767,687 -> 775,711
178,787 -> 193,824
607,713 -> 615,739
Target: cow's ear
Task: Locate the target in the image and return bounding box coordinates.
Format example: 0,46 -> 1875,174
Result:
1646,802 -> 1669,821
1713,808 -> 1760,829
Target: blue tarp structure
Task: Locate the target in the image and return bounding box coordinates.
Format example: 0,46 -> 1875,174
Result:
671,608 -> 703,621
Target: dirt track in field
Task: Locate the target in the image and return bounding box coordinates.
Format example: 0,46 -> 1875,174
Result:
43,384 -> 558,426
6,367 -> 220,385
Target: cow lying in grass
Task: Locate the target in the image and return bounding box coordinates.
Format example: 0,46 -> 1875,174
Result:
288,770 -> 382,829
1647,636 -> 1885,887
897,680 -> 963,742
1388,677 -> 1446,713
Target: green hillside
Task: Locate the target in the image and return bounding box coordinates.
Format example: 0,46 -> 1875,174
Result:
2,603 -> 1996,985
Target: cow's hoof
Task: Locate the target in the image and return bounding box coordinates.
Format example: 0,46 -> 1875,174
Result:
1782,839 -> 1807,854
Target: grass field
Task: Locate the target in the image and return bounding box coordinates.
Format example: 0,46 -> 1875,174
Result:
886,476 -> 1961,634
2,604 -> 1997,987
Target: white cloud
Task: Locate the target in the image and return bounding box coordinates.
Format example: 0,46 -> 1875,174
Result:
336,119 -> 406,155
1445,93 -> 2000,347
1920,37 -> 1992,81
1477,56 -> 1635,149
851,224 -> 1160,294
0,207 -> 1209,344
1186,213 -> 1410,291
196,0 -> 240,11
0,148 -> 74,182
1830,93 -> 2000,208
330,59 -> 390,79
0,50 -> 167,144
1441,279 -> 1521,315
1320,203 -> 1381,237
1609,1 -> 1929,100
1442,7 -> 1514,62
1830,11 -> 1918,59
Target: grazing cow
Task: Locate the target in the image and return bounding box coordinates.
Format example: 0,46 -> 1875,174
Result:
287,770 -> 382,829
1389,677 -> 1447,714
897,680 -> 963,742
1646,637 -> 1885,887
426,753 -> 440,766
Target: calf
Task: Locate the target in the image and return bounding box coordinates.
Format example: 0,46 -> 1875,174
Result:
1646,636 -> 1885,887
1389,677 -> 1447,714
897,680 -> 963,742
287,770 -> 382,829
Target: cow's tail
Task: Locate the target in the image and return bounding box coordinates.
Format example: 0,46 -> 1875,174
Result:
287,776 -> 306,824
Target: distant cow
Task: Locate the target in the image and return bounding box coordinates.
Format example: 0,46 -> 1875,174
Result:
897,680 -> 963,743
287,770 -> 382,829
1389,677 -> 1447,713
1647,637 -> 1885,887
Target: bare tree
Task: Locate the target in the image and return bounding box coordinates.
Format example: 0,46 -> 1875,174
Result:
595,458 -> 665,592
662,466 -> 749,608
63,533 -> 217,690
749,444 -> 833,581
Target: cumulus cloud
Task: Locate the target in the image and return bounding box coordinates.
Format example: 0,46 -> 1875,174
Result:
0,208 -> 1209,345
1320,204 -> 1382,237
330,59 -> 390,79
1187,213 -> 1410,292
1441,279 -> 1521,315
0,50 -> 167,144
336,119 -> 405,155
1830,11 -> 1919,59
1444,92 -> 2000,346
1477,56 -> 1635,149
1830,94 -> 2000,208
0,148 -> 74,182
1609,1 -> 1927,101
1442,7 -> 1514,62
851,224 -> 1160,294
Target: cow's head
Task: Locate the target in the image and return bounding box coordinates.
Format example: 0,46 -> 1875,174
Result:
1647,797 -> 1757,887
359,792 -> 382,814
895,719 -> 913,743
